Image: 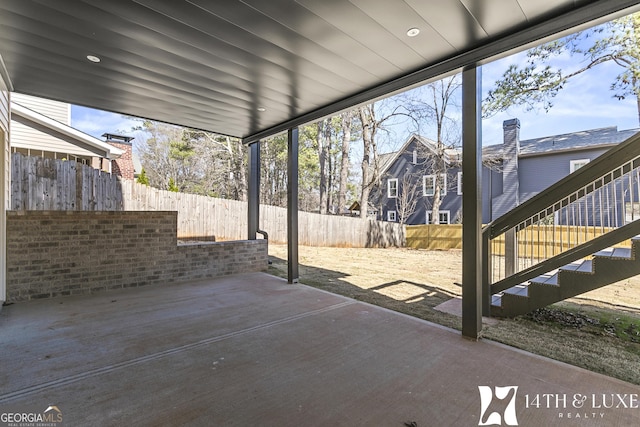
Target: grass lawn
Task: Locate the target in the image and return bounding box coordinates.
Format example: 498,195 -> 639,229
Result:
267,244 -> 640,385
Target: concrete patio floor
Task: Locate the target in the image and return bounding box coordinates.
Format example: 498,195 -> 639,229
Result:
1,272 -> 639,426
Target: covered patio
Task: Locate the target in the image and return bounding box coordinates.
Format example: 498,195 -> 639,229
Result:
1,272 -> 639,425
3,0 -> 640,338
2,1 -> 640,425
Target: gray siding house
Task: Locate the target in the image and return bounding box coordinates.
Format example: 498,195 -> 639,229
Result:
372,119 -> 639,225
485,119 -> 639,226
371,134 -> 462,225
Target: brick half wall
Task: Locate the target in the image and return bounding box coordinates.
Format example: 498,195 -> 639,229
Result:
6,211 -> 267,301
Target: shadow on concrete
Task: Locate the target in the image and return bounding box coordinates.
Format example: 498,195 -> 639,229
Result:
267,254 -> 462,329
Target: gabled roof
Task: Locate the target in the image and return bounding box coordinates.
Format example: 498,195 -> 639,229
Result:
379,134 -> 461,175
11,102 -> 125,159
1,1 -> 638,141
482,125 -> 640,159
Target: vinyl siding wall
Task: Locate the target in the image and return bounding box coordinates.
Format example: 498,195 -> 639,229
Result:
482,166 -> 503,223
375,139 -> 462,225
12,93 -> 69,124
9,93 -> 95,158
11,117 -> 104,158
518,148 -> 609,203
0,72 -> 9,302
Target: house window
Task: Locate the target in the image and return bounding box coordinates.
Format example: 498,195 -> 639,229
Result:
387,178 -> 398,198
570,159 -> 590,173
387,210 -> 397,222
426,210 -> 450,224
412,149 -> 418,164
457,172 -> 462,195
423,174 -> 447,197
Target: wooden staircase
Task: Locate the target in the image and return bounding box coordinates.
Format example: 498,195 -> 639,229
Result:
491,237 -> 640,317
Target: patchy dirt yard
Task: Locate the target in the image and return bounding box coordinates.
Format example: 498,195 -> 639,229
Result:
267,244 -> 640,385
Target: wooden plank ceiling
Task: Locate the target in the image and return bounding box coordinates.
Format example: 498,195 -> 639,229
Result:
1,0 -> 639,141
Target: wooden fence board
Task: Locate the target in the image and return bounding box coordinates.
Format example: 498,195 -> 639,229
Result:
11,153 -> 404,247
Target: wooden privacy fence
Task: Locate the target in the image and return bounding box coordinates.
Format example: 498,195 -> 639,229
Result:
406,224 -> 463,250
11,153 -> 405,248
120,181 -> 406,247
491,224 -> 631,258
407,223 -> 631,253
11,153 -> 122,210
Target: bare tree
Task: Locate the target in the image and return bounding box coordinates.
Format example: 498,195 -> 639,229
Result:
136,120 -> 199,191
358,105 -> 379,219
316,118 -> 330,214
395,173 -> 421,224
357,101 -> 413,219
337,111 -> 353,215
408,75 -> 462,224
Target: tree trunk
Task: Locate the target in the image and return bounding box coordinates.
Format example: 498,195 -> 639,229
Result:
235,139 -> 247,202
327,146 -> 333,213
317,119 -> 329,214
635,85 -> 640,126
431,143 -> 445,224
338,111 -> 352,215
359,107 -> 373,219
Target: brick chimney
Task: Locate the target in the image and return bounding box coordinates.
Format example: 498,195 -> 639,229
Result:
103,133 -> 135,179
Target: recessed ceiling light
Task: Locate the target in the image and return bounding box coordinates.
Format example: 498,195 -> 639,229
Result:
257,107 -> 266,112
406,28 -> 420,37
86,55 -> 101,63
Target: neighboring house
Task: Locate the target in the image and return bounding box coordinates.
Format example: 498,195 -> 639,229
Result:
372,119 -> 639,226
484,119 -> 639,226
9,93 -> 138,178
371,134 -> 462,225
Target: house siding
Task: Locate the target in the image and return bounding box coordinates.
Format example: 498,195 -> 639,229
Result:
373,137 -> 462,225
11,116 -> 102,158
0,70 -> 9,302
12,93 -> 69,124
9,93 -> 99,159
482,167 -> 503,223
518,148 -> 610,203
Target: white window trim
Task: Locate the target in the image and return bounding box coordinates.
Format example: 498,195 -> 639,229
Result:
387,210 -> 397,222
457,172 -> 462,195
570,159 -> 590,173
412,149 -> 418,164
426,210 -> 451,224
423,174 -> 447,197
387,178 -> 398,198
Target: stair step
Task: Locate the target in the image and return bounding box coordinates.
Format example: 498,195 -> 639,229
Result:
530,270 -> 559,286
559,259 -> 593,273
491,293 -> 502,307
594,247 -> 632,259
494,234 -> 640,317
503,283 -> 529,297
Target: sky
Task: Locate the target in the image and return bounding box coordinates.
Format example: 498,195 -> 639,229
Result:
71,18 -> 640,151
